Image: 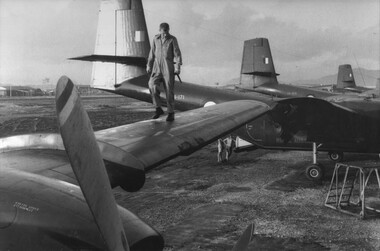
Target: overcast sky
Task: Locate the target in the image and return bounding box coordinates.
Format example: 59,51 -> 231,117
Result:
0,0 -> 379,86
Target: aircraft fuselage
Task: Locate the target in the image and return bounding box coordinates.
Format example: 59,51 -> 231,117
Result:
114,76 -> 380,154
250,82 -> 334,99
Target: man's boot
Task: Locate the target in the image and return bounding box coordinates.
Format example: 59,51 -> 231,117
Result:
152,107 -> 164,119
166,112 -> 175,122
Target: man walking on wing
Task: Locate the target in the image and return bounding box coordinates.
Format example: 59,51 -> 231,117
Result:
146,22 -> 182,122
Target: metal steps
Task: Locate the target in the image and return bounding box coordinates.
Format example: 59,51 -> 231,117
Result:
325,162 -> 380,219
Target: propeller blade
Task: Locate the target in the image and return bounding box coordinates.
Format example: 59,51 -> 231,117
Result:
232,223 -> 255,251
56,76 -> 129,251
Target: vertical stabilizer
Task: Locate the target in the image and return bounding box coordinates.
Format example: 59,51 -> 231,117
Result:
91,0 -> 150,89
336,64 -> 356,89
239,38 -> 278,89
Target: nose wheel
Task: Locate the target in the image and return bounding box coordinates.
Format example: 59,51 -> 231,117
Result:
305,163 -> 324,181
304,142 -> 325,182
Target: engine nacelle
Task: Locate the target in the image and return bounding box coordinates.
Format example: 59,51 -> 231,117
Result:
104,160 -> 146,192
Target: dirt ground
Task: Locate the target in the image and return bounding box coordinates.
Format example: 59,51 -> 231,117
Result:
1,96 -> 380,251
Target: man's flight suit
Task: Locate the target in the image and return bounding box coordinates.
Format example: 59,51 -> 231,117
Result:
147,34 -> 182,114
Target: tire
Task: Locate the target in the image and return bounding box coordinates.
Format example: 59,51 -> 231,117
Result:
305,164 -> 324,181
328,151 -> 344,162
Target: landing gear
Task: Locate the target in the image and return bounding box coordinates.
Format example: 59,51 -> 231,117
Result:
328,151 -> 344,162
304,142 -> 324,182
305,164 -> 324,181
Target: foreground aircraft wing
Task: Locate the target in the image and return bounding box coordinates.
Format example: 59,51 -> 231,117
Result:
0,147 -> 76,184
59,76 -> 269,190
0,76 -> 269,193
0,96 -> 269,192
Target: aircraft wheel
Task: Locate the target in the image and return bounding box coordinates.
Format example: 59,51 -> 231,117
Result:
328,151 -> 344,162
305,164 -> 324,181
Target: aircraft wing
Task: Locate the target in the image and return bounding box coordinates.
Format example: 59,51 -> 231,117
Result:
1,76 -> 269,192
95,100 -> 269,172
0,148 -> 76,185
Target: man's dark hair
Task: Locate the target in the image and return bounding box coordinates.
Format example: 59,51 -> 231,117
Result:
159,22 -> 170,31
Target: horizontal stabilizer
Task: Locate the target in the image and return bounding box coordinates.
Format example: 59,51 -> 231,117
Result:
242,71 -> 279,77
69,54 -> 147,67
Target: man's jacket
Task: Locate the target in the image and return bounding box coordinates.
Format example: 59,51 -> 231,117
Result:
147,34 -> 182,75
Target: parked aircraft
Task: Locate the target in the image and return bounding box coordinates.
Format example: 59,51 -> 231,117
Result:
335,64 -> 364,93
0,76 -> 263,250
309,64 -> 373,94
70,0 -> 380,181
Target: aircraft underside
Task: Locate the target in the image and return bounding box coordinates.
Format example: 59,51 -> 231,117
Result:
114,79 -> 380,155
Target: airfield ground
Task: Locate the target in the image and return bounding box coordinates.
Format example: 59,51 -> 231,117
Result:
1,96 -> 380,251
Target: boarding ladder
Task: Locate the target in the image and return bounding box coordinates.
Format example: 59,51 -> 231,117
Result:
325,161 -> 380,219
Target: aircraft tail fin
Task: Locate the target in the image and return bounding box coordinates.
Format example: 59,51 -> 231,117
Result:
337,64 -> 356,89
239,38 -> 279,89
71,0 -> 150,90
